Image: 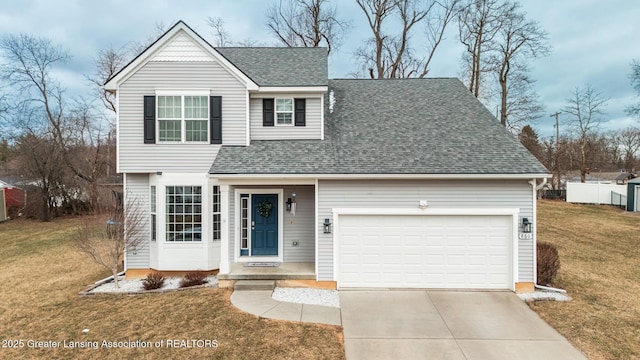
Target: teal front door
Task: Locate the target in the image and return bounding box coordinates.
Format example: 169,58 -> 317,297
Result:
251,194 -> 278,256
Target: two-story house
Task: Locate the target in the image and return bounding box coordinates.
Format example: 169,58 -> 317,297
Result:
104,21 -> 549,292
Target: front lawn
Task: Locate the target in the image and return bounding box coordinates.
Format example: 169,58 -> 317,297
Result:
533,200 -> 640,360
0,217 -> 344,360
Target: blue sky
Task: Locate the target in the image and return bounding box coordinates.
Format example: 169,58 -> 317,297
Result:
1,0 -> 639,138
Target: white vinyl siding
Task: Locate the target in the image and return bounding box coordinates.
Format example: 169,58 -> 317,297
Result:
125,174 -> 150,269
317,180 -> 534,283
118,61 -> 246,172
250,96 -> 322,140
151,31 -> 214,62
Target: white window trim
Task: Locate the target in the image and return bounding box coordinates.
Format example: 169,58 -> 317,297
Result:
275,98 -> 294,127
212,185 -> 221,241
150,185 -> 156,242
165,185 -> 204,243
156,91 -> 210,144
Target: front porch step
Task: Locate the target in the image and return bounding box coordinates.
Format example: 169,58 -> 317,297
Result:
234,280 -> 276,291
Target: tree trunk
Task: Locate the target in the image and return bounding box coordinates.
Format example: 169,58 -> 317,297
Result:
580,141 -> 587,183
499,77 -> 508,126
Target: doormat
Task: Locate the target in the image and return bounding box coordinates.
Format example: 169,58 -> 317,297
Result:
244,262 -> 281,267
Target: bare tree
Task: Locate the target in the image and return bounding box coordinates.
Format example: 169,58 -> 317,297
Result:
266,0 -> 350,55
496,68 -> 544,131
87,46 -> 130,114
613,127 -> 640,173
627,59 -> 640,119
356,0 -> 460,78
490,3 -> 549,128
458,0 -> 508,97
14,131 -> 66,221
207,16 -> 232,47
74,193 -> 146,288
562,85 -> 608,182
1,34 -> 115,212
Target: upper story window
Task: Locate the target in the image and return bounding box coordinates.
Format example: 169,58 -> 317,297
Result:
276,98 -> 293,126
263,98 -> 305,127
143,93 -> 221,145
157,94 -> 209,143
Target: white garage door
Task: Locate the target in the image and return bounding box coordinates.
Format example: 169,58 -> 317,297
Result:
338,214 -> 512,289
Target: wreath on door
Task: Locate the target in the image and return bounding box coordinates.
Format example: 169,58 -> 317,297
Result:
258,201 -> 273,218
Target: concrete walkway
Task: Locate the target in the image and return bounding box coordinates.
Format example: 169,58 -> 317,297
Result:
230,290 -> 341,326
340,291 -> 587,360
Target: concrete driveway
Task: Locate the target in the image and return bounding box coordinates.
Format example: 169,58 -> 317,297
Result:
340,291 -> 586,360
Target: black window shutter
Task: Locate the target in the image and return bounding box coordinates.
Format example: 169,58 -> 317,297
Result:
263,98 -> 274,127
210,96 -> 222,144
143,96 -> 155,144
294,98 -> 306,126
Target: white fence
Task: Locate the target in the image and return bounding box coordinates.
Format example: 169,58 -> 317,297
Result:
566,182 -> 627,205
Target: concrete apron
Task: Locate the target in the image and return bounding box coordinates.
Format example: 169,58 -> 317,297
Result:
340,290 -> 587,360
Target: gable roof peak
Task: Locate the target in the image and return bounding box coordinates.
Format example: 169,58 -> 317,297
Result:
103,20 -> 258,90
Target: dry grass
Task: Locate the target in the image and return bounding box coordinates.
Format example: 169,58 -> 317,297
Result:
531,200 -> 640,360
0,217 -> 344,360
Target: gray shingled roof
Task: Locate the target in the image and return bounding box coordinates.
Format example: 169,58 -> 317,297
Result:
210,78 -> 549,175
216,47 -> 328,87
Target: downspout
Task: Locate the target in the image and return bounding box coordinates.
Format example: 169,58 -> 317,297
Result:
535,284 -> 567,293
534,178 -> 548,191
529,178 -> 548,288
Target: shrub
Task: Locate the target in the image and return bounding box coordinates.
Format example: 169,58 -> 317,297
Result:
537,241 -> 561,285
179,272 -> 208,288
142,272 -> 165,290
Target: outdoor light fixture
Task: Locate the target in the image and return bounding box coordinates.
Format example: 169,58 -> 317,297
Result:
522,217 -> 532,233
323,218 -> 332,234
286,193 -> 297,216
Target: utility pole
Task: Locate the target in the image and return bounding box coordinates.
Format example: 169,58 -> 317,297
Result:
550,112 -> 561,192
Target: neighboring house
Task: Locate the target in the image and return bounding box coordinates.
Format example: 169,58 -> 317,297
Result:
104,21 -> 549,292
0,180 -> 25,221
615,172 -> 636,185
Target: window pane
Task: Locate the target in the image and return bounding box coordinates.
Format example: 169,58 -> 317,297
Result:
150,186 -> 156,212
166,186 -> 202,242
159,120 -> 181,141
158,96 -> 181,119
277,113 -> 292,125
185,96 -> 208,119
276,98 -> 292,112
186,120 -> 208,142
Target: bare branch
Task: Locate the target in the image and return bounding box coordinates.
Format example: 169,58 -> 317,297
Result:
267,0 -> 350,54
74,192 -> 146,288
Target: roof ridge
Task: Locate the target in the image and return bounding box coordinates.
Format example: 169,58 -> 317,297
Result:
329,77 -> 458,81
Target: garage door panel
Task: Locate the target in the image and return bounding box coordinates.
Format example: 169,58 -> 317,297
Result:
338,214 -> 512,289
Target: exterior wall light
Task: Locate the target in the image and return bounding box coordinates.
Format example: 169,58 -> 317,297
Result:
323,218 -> 332,234
522,217 -> 532,233
286,193 -> 297,216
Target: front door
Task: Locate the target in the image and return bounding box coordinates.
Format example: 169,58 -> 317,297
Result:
251,194 -> 278,255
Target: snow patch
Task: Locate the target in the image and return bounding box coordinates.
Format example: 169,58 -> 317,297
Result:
88,275 -> 218,293
272,287 -> 340,308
